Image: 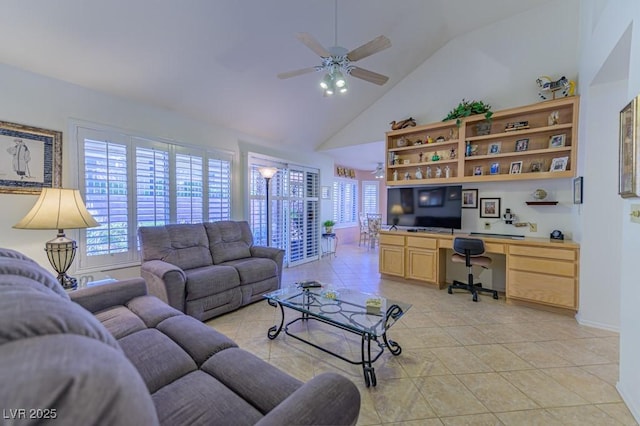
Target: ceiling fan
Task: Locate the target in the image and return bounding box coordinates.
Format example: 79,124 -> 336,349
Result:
277,0 -> 391,95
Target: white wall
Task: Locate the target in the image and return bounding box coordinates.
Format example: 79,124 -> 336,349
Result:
323,0 -> 581,241
0,62 -> 335,273
578,0 -> 640,420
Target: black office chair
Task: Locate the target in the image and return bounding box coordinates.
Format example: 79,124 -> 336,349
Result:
447,237 -> 499,302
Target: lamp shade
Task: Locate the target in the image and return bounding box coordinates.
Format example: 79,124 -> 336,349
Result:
390,204 -> 404,215
258,167 -> 278,180
13,188 -> 99,230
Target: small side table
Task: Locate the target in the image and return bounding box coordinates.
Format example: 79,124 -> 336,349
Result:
321,233 -> 338,258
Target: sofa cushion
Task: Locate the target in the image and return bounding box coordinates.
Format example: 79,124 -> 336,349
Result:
0,248 -> 69,299
151,370 -> 263,426
0,335 -> 159,426
95,305 -> 148,340
184,265 -> 240,300
157,315 -> 237,366
202,347 -> 303,414
205,221 -> 253,264
118,328 -> 197,394
139,224 -> 213,270
0,282 -> 120,351
221,257 -> 277,285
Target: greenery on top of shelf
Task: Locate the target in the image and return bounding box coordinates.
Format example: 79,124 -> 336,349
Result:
323,220 -> 335,227
443,99 -> 493,127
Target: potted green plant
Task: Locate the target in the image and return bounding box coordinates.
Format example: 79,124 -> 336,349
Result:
323,220 -> 336,234
443,99 -> 493,128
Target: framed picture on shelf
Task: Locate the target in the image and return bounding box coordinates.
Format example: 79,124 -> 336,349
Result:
515,138 -> 529,152
473,165 -> 483,176
479,197 -> 501,218
550,156 -> 568,172
488,142 -> 502,155
573,176 -> 583,204
549,134 -> 566,148
490,162 -> 500,175
509,161 -> 523,174
530,161 -> 543,172
0,120 -> 62,194
461,189 -> 478,209
619,95 -> 640,198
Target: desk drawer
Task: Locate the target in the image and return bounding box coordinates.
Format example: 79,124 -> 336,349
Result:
406,236 -> 437,249
484,243 -> 505,254
508,270 -> 576,309
380,234 -> 405,246
509,256 -> 575,277
509,245 -> 576,261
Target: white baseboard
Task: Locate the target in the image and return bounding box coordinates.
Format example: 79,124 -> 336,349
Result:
617,382 -> 640,424
575,313 -> 620,333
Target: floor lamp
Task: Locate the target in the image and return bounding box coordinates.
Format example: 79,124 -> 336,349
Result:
258,167 -> 277,247
13,188 -> 99,290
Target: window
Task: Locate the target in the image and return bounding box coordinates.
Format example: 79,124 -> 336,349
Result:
248,155 -> 319,267
75,122 -> 232,271
362,180 -> 379,215
332,179 -> 358,226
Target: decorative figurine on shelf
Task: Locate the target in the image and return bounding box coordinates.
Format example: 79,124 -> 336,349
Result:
390,117 -> 417,130
435,166 -> 442,178
404,171 -> 411,180
415,167 -> 423,180
444,165 -> 451,178
414,138 -> 424,145
418,152 -> 424,163
536,75 -> 576,100
435,136 -> 445,143
449,127 -> 459,140
465,141 -> 472,157
426,135 -> 434,144
393,169 -> 398,181
449,147 -> 457,159
431,151 -> 440,161
548,110 -> 560,125
426,166 -> 432,178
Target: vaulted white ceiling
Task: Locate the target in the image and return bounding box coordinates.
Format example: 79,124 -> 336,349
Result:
0,0 -> 553,169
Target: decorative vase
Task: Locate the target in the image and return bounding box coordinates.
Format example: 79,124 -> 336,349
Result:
325,226 -> 333,234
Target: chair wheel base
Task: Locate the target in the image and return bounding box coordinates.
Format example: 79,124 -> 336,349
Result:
448,280 -> 498,302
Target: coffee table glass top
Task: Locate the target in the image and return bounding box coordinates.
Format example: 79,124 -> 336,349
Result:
264,285 -> 411,337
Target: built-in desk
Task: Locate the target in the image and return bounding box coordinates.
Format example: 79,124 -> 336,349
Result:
379,230 -> 580,314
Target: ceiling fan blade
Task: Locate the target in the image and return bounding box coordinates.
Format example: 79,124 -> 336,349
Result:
347,35 -> 391,62
350,67 -> 389,86
277,67 -> 318,79
296,32 -> 331,57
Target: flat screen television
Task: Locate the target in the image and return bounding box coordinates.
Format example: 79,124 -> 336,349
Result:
386,185 -> 462,230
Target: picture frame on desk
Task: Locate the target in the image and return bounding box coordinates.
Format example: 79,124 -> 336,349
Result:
515,138 -> 529,152
619,95 -> 640,198
479,197 -> 501,218
549,133 -> 566,148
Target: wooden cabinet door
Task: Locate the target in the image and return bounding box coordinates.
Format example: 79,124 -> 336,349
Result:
379,245 -> 405,277
406,248 -> 436,282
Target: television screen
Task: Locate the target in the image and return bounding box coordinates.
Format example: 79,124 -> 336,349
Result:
387,185 -> 462,230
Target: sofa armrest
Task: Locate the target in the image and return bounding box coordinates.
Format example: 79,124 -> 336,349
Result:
140,259 -> 187,312
70,278 -> 148,313
255,372 -> 360,426
251,246 -> 285,286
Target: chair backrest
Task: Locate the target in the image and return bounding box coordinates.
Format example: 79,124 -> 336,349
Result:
367,214 -> 382,235
359,214 -> 368,232
453,237 -> 485,257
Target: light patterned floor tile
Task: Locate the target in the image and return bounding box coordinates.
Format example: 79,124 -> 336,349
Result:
205,244 -> 636,425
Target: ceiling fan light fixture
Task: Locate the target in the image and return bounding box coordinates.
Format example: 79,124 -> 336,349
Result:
320,73 -> 333,90
334,70 -> 346,88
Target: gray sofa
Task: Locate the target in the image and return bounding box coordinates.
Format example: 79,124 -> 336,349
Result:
0,248 -> 360,425
139,221 -> 284,321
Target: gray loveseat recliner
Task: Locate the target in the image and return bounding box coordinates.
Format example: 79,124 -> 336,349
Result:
139,221 -> 284,321
0,248 -> 360,425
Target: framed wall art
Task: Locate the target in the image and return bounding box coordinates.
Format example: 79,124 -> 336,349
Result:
0,121 -> 62,194
461,189 -> 478,209
479,197 -> 501,218
573,176 -> 583,204
619,96 -> 640,198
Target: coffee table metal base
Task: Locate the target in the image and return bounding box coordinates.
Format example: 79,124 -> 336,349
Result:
266,298 -> 403,387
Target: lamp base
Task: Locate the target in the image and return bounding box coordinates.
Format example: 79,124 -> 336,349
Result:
58,273 -> 78,291
389,224 -> 398,231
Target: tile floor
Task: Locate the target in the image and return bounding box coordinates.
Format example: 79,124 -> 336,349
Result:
206,244 -> 637,425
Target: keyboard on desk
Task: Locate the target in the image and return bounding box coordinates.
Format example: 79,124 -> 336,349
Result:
469,232 -> 525,240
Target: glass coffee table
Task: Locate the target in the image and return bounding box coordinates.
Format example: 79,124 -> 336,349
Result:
264,284 -> 411,387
